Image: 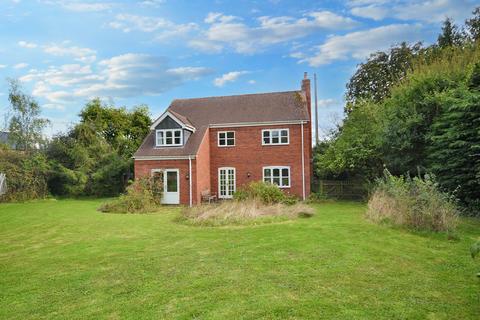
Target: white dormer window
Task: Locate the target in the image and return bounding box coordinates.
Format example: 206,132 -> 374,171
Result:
262,129 -> 289,145
156,129 -> 183,146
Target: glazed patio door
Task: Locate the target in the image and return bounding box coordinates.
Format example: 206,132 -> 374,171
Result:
218,167 -> 235,199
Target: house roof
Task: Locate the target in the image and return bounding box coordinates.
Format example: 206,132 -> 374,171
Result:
134,90 -> 309,158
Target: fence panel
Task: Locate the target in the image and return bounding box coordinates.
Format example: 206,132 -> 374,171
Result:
316,180 -> 366,200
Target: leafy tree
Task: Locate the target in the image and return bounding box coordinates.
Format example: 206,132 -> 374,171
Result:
465,7 -> 480,41
378,74 -> 455,175
315,101 -> 383,180
0,146 -> 50,201
45,98 -> 151,197
437,18 -> 463,48
426,68 -> 480,211
345,42 -> 422,110
7,79 -> 50,151
78,98 -> 151,158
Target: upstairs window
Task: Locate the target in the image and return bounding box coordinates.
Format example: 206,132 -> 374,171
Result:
262,129 -> 289,145
263,166 -> 290,188
156,129 -> 182,146
218,131 -> 235,147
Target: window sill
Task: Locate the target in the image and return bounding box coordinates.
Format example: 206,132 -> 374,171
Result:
154,145 -> 184,148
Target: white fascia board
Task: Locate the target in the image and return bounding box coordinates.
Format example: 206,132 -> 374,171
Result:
150,110 -> 196,132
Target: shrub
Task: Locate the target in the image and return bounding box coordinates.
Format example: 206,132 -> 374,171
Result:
0,147 -> 50,202
180,199 -> 314,226
233,181 -> 297,205
98,177 -> 163,213
365,170 -> 459,232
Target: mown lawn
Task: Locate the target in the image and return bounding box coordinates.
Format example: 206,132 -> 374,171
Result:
0,199 -> 479,319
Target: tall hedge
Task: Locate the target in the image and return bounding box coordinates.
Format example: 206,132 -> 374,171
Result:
0,147 -> 50,202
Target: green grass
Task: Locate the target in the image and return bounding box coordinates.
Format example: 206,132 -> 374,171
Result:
1,199 -> 479,319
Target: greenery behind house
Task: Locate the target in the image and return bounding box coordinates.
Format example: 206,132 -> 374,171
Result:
1,86 -> 151,201
315,9 -> 480,215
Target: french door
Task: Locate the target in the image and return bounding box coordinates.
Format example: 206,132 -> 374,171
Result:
218,167 -> 236,199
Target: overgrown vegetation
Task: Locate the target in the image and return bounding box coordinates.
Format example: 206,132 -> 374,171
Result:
366,170 -> 459,232
315,9 -> 480,215
98,177 -> 163,213
233,181 -> 298,205
0,146 -> 49,202
180,200 -> 314,226
180,181 -> 312,226
0,81 -> 151,201
45,98 -> 151,197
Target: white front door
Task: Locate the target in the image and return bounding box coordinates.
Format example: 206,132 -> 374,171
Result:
218,167 -> 235,199
160,169 -> 180,204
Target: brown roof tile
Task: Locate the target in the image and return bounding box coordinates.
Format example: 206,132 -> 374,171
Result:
134,90 -> 309,158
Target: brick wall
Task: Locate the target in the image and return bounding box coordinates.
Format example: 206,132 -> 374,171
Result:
194,129 -> 211,204
134,159 -> 195,205
209,123 -> 311,200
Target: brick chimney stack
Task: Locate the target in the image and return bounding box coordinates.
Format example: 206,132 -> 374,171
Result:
301,72 -> 311,120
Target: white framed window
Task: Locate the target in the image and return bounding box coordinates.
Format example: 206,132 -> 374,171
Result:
263,166 -> 290,188
218,167 -> 236,198
218,131 -> 235,147
262,129 -> 289,145
156,129 -> 183,146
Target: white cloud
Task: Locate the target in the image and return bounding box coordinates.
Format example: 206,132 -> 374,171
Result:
188,39 -> 223,54
13,62 -> 29,69
20,53 -> 212,103
248,79 -> 256,84
41,1 -> 114,12
0,64 -> 7,69
43,103 -> 65,110
139,0 -> 165,7
350,5 -> 389,21
317,98 -> 338,107
192,11 -> 358,54
301,23 -> 423,66
108,14 -> 198,40
393,0 -> 476,23
349,0 -> 477,23
43,43 -> 97,63
18,40 -> 37,48
213,71 -> 249,87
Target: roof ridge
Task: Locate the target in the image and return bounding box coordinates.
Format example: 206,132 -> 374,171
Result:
171,90 -> 301,103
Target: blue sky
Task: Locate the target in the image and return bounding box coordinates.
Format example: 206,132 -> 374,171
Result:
0,0 -> 477,137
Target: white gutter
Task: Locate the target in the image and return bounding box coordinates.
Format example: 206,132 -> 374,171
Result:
209,120 -> 308,128
188,155 -> 193,207
301,122 -> 305,201
133,155 -> 196,160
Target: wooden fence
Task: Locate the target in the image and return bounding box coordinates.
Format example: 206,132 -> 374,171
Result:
314,180 -> 367,200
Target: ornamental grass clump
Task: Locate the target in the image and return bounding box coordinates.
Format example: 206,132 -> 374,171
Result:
365,170 -> 459,232
180,181 -> 313,226
99,177 -> 163,213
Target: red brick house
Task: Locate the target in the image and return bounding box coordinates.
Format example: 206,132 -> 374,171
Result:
133,73 -> 312,206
